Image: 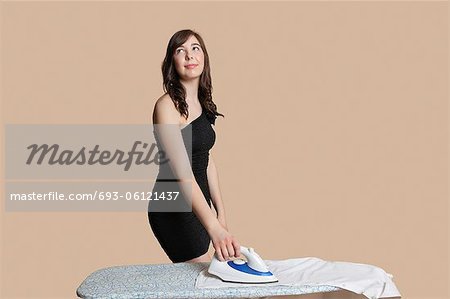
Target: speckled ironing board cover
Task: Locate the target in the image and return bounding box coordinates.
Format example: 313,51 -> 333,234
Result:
76,262 -> 340,299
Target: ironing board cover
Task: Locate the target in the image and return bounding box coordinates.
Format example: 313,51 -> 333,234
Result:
76,262 -> 340,299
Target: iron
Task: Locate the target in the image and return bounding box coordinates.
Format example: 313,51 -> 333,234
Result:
208,246 -> 278,284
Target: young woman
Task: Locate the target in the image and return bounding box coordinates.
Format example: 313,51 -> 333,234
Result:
148,29 -> 241,263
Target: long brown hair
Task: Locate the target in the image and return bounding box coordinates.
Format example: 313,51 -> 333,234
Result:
161,29 -> 224,123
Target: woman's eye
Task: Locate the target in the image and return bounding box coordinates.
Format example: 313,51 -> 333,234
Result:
175,46 -> 200,55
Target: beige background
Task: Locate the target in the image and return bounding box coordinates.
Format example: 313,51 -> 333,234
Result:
1,1 -> 448,299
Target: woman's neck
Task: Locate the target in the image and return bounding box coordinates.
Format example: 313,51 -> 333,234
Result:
180,78 -> 200,104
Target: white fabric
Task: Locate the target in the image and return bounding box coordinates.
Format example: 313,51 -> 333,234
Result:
195,257 -> 401,299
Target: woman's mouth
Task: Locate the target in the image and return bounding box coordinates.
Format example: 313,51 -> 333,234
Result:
185,64 -> 198,69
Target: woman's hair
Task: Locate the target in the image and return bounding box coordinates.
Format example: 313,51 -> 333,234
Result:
161,29 -> 224,123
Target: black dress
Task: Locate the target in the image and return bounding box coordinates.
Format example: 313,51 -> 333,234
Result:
148,108 -> 217,263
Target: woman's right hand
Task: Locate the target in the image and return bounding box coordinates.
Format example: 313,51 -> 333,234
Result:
207,221 -> 241,261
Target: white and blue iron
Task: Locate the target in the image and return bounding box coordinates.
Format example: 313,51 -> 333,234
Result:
208,246 -> 278,284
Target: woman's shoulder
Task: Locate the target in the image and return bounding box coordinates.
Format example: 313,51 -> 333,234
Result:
155,93 -> 173,108
153,94 -> 179,125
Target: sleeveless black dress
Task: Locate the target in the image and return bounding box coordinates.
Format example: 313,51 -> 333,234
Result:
148,108 -> 217,263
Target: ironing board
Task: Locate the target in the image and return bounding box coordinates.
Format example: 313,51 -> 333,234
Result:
76,262 -> 340,299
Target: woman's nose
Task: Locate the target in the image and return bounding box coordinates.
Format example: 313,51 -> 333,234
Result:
185,51 -> 194,60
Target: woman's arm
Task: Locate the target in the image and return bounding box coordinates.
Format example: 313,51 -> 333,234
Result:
207,153 -> 228,229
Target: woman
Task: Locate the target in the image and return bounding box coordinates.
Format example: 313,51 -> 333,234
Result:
148,29 -> 241,263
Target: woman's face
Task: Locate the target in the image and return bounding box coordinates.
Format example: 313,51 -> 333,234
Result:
173,35 -> 205,81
